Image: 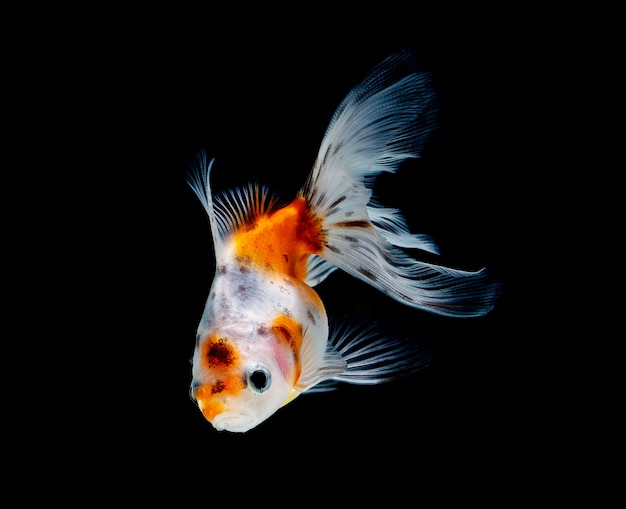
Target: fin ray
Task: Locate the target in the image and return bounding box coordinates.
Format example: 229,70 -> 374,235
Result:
304,254 -> 338,287
302,317 -> 431,390
213,183 -> 281,238
187,150 -> 282,263
187,150 -> 224,261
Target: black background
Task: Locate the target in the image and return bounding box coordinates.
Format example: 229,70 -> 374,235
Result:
31,15 -> 544,502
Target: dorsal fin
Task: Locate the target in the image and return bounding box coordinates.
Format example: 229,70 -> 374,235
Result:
187,150 -> 281,263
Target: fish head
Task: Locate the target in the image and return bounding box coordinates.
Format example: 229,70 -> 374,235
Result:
190,326 -> 299,432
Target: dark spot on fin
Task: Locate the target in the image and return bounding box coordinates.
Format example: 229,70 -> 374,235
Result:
315,191 -> 327,209
335,220 -> 370,228
322,145 -> 332,167
332,141 -> 344,155
329,196 -> 346,209
357,266 -> 378,282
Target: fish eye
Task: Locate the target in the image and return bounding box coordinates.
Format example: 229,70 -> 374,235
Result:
246,364 -> 271,394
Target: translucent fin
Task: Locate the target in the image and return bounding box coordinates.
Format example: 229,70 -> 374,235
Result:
302,380 -> 341,393
295,324 -> 346,393
187,149 -> 281,264
301,317 -> 431,393
368,203 -> 439,254
300,50 -> 501,317
187,150 -> 223,260
326,318 -> 431,384
304,254 -> 338,287
324,233 -> 501,317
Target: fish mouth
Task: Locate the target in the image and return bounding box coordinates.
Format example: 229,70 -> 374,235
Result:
211,411 -> 256,433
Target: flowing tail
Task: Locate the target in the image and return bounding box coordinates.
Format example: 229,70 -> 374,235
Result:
300,50 -> 501,317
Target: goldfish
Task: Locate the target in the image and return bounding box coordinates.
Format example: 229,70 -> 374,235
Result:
187,49 -> 501,432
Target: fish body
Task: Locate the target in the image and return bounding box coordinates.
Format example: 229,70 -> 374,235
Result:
187,50 -> 502,432
189,198 -> 331,432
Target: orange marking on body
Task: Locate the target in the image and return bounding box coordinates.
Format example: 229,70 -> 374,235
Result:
272,315 -> 303,353
233,197 -> 324,280
271,314 -> 303,384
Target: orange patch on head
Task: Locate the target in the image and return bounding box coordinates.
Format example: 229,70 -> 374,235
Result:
195,376 -> 245,401
194,335 -> 246,423
201,399 -> 225,422
194,374 -> 246,422
232,198 -> 324,281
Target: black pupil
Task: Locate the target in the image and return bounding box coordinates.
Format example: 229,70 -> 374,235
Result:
250,370 -> 267,389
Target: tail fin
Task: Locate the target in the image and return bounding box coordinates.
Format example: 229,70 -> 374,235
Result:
300,50 -> 501,317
